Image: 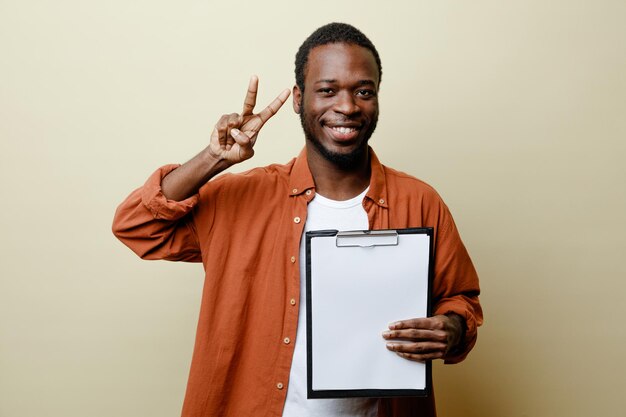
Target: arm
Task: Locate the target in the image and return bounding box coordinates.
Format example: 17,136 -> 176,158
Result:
112,76 -> 290,260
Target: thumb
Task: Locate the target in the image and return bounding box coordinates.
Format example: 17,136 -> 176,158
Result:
230,128 -> 251,146
230,128 -> 255,160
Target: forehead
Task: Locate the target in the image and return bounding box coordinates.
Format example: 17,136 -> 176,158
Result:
304,43 -> 379,85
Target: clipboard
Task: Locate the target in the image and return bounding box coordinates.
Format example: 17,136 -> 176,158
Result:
305,228 -> 434,399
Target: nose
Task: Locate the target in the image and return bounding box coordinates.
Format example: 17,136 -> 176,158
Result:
333,91 -> 360,116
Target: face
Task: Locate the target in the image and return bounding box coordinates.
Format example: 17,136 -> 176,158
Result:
293,43 -> 380,169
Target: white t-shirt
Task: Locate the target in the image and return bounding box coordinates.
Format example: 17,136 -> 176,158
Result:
282,188 -> 378,417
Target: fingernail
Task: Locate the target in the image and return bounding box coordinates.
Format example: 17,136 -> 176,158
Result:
382,331 -> 391,338
389,322 -> 399,329
386,342 -> 395,349
231,128 -> 240,136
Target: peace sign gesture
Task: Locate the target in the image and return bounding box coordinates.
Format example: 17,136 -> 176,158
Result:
208,76 -> 291,165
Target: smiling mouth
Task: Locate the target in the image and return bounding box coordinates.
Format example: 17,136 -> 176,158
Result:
331,126 -> 358,134
325,125 -> 361,141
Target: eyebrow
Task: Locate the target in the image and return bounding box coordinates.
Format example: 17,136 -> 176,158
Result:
314,79 -> 377,86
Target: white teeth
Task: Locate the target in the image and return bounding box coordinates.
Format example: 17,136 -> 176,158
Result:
331,126 -> 357,134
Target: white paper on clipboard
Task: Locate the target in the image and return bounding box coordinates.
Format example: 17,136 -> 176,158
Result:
306,228 -> 433,398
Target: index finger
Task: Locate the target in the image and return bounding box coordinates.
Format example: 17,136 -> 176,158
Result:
389,317 -> 441,330
257,88 -> 291,125
242,75 -> 258,116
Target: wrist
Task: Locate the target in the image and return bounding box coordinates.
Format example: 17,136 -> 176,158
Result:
444,313 -> 466,354
202,146 -> 233,173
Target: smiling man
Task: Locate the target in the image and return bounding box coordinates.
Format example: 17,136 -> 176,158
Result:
113,23 -> 482,417
296,41 -> 379,175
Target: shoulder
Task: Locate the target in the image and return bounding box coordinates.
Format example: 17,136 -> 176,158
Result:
199,158 -> 297,198
380,164 -> 455,232
382,164 -> 444,202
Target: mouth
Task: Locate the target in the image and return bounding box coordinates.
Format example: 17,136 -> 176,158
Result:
324,124 -> 362,142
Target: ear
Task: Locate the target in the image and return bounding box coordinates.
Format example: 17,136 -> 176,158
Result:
292,85 -> 302,114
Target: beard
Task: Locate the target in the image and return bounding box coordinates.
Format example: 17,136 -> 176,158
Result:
299,107 -> 378,170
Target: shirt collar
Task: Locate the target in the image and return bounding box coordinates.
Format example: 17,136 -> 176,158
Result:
288,146 -> 388,208
366,148 -> 388,208
288,148 -> 316,197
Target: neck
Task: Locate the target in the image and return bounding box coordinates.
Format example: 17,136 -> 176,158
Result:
306,145 -> 371,201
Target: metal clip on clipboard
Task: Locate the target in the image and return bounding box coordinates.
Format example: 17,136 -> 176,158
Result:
335,230 -> 399,248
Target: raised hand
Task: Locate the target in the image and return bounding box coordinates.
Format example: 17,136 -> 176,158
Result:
208,76 -> 291,165
160,77 -> 290,202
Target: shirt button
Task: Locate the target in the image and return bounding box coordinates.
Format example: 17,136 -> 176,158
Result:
379,198 -> 385,204
292,188 -> 298,194
290,256 -> 296,263
283,337 -> 291,344
290,298 -> 296,306
305,190 -> 312,196
293,217 -> 301,224
277,382 -> 284,390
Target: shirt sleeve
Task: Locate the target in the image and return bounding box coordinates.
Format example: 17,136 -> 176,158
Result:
432,205 -> 483,364
112,164 -> 202,262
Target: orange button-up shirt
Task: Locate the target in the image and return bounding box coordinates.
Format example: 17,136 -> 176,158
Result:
112,148 -> 482,417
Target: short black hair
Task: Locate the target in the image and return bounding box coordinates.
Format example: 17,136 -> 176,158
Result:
295,22 -> 382,92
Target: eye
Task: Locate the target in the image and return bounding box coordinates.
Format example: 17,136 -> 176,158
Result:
317,88 -> 335,95
356,89 -> 376,98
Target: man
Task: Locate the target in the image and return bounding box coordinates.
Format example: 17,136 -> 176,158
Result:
113,23 -> 482,417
